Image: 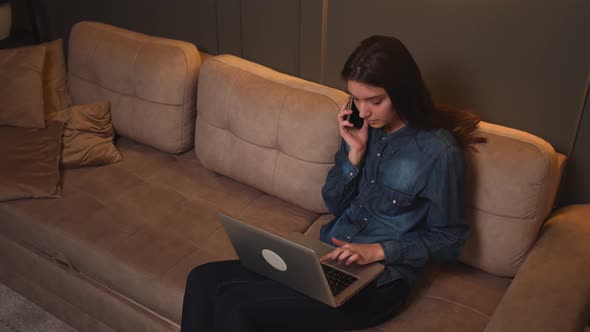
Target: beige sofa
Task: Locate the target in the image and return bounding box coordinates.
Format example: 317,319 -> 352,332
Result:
1,21 -> 589,332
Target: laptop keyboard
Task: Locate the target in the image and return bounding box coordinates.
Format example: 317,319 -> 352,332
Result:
321,264 -> 358,296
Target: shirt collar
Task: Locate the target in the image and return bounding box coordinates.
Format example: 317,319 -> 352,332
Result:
376,123 -> 417,143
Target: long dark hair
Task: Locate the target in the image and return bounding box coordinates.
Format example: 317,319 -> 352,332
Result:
341,35 -> 486,149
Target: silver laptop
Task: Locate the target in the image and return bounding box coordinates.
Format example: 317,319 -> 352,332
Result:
218,213 -> 384,307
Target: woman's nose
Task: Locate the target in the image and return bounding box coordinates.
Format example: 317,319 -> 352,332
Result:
358,103 -> 370,118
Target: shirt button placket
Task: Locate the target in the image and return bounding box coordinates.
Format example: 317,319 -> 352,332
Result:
372,148 -> 382,187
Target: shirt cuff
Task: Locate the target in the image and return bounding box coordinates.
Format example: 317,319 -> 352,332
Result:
380,240 -> 402,265
338,154 -> 360,184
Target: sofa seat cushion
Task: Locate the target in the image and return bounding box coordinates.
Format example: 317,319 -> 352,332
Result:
306,216 -> 511,332
0,138 -> 320,324
376,263 -> 511,332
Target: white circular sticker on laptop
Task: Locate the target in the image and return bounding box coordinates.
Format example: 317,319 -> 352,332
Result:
261,249 -> 287,271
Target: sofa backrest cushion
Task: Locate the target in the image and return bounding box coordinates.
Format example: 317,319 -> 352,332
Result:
67,21 -> 201,154
459,122 -> 564,277
195,55 -> 347,213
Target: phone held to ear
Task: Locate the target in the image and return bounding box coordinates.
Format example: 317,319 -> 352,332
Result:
346,97 -> 364,128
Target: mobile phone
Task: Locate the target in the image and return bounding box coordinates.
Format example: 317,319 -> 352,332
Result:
346,97 -> 364,128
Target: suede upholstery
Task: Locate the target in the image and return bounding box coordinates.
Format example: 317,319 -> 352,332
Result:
459,122 -> 563,277
195,55 -> 347,213
0,121 -> 64,200
47,101 -> 122,168
67,22 -> 201,154
484,204 -> 590,332
0,39 -> 72,128
0,21 -> 588,332
0,45 -> 46,128
41,39 -> 73,115
0,138 -> 319,324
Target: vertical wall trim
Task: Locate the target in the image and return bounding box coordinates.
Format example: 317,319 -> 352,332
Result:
319,0 -> 328,84
567,72 -> 590,157
556,71 -> 589,206
239,0 -> 244,57
296,0 -> 302,77
214,0 -> 220,54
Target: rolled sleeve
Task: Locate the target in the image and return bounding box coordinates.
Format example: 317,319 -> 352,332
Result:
322,140 -> 362,217
338,153 -> 360,184
380,240 -> 402,265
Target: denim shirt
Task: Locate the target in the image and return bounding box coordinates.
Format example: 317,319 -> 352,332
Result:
320,124 -> 469,287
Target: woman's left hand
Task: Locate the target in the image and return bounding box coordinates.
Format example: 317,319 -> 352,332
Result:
320,238 -> 385,266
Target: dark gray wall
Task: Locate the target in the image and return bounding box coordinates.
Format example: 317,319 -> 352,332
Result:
325,1 -> 589,154
561,87 -> 590,205
323,0 -> 590,205
242,0 -> 300,75
24,0 -> 590,205
217,0 -> 241,55
37,0 -> 219,53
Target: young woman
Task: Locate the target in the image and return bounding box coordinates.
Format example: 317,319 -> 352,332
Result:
180,35 -> 484,332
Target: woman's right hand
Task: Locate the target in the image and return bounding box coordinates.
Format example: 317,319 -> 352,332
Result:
338,98 -> 369,166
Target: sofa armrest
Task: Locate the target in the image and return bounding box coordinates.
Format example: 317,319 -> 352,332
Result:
484,205 -> 590,332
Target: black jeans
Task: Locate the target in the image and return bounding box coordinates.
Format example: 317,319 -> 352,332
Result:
180,260 -> 409,332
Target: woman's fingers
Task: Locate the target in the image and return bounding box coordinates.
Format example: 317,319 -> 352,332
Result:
321,238 -> 379,266
320,246 -> 353,263
346,253 -> 360,265
321,241 -> 383,266
337,110 -> 354,136
320,247 -> 342,262
340,98 -> 352,113
338,110 -> 353,124
336,248 -> 354,264
341,120 -> 354,129
322,247 -> 357,264
337,99 -> 368,156
338,108 -> 351,119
